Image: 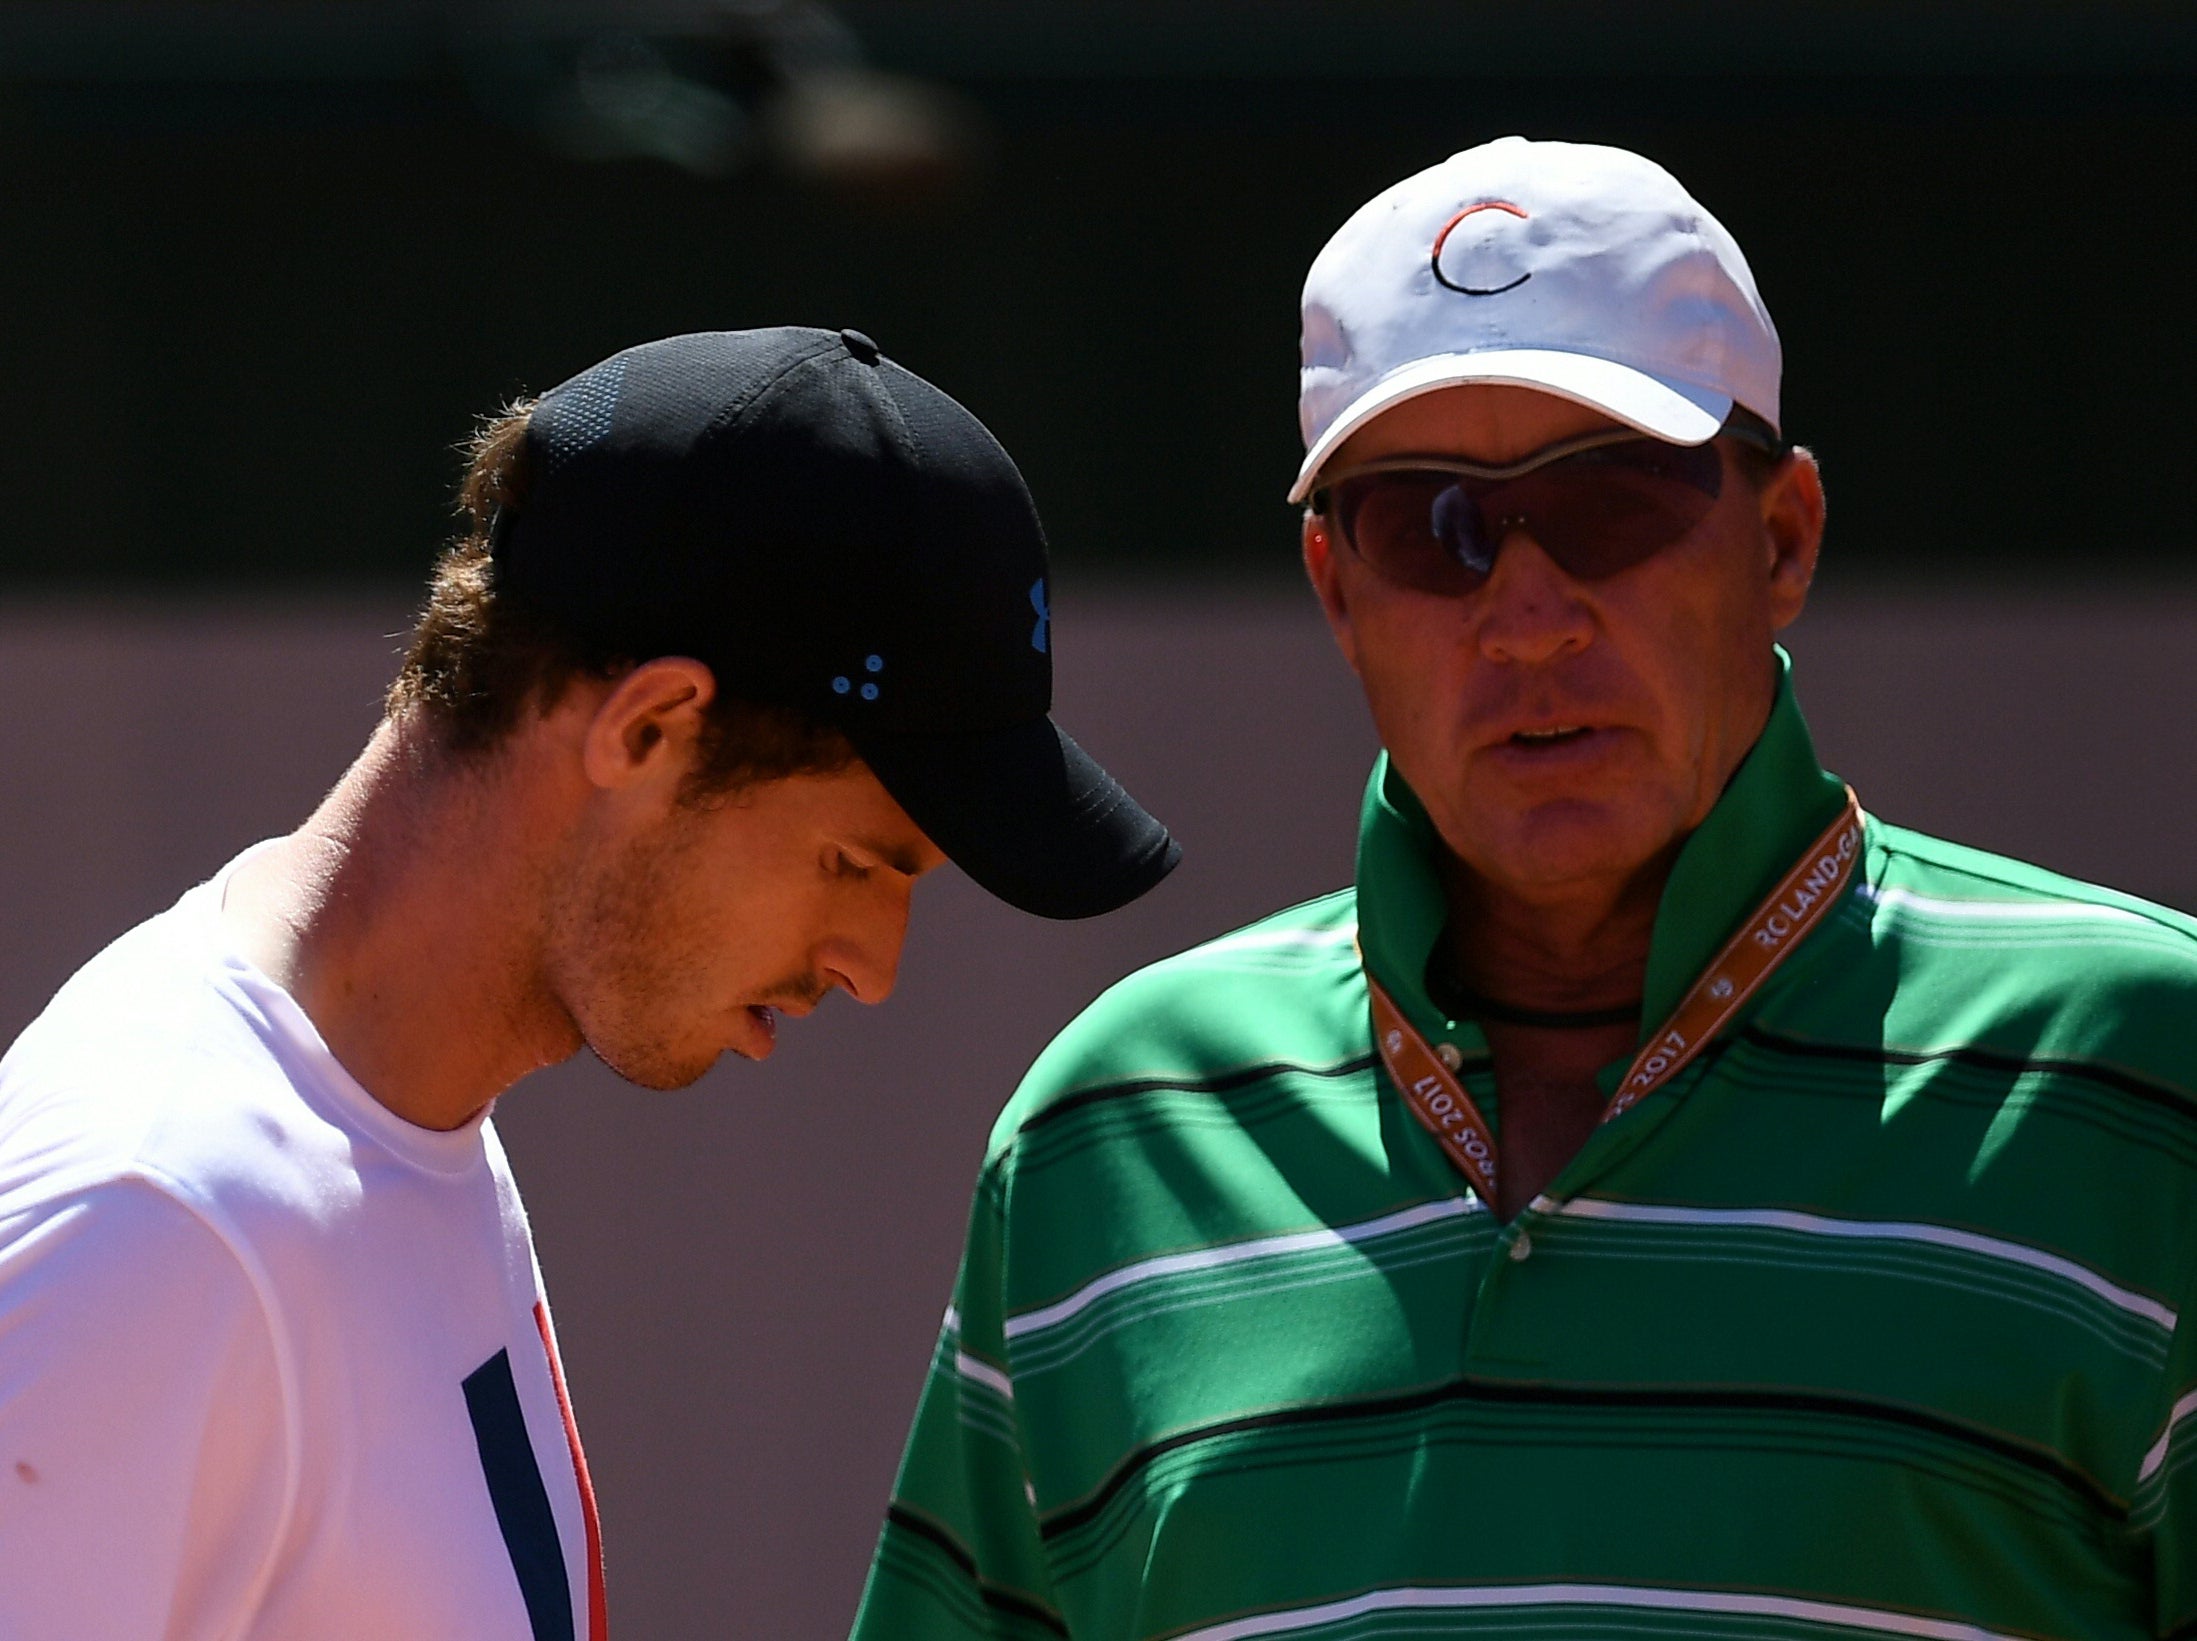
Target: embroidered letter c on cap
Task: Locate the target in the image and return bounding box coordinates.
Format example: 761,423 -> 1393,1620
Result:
1431,200 -> 1532,297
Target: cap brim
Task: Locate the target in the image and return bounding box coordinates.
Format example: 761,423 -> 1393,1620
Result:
1288,349 -> 1733,503
851,717 -> 1179,920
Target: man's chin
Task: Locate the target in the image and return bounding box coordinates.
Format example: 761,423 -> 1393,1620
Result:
588,1043 -> 724,1092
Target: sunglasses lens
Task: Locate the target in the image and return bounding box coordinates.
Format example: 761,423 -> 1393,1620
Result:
1334,474 -> 1495,594
1330,439 -> 1727,592
1513,441 -> 1724,577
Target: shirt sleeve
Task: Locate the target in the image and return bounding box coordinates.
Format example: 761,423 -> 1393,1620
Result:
2138,1213 -> 2197,1637
851,1164 -> 1068,1640
0,1176 -> 289,1641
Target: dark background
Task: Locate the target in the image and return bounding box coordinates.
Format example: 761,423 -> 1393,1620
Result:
0,0 -> 2191,590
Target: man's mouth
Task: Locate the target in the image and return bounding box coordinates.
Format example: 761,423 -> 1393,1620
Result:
1509,725 -> 1594,746
738,984 -> 825,1057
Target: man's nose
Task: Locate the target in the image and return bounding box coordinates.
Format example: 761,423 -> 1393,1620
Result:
819,900 -> 912,1007
1472,529 -> 1594,665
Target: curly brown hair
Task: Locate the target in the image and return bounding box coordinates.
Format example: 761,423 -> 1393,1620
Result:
386,401 -> 854,801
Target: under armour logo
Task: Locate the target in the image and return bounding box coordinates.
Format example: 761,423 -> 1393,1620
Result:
1029,578 -> 1051,654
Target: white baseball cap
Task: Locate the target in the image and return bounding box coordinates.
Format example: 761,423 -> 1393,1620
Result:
1290,136 -> 1781,503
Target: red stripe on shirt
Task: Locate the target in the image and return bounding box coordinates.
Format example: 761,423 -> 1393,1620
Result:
533,1299 -> 607,1641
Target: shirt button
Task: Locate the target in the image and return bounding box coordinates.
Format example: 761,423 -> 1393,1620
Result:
1508,1232 -> 1534,1263
1436,1042 -> 1463,1070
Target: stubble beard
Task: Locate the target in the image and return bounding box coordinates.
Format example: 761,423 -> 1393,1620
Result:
541,815 -> 725,1093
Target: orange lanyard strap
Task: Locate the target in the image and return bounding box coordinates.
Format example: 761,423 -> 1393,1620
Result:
1370,788 -> 1864,1201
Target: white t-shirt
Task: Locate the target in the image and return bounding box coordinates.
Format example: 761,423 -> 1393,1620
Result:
0,857 -> 605,1640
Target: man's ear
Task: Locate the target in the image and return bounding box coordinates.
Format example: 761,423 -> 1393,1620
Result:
1760,448 -> 1826,633
1302,511 -> 1361,672
578,658 -> 718,792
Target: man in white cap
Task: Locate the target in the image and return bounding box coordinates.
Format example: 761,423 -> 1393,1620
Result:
852,139 -> 2197,1640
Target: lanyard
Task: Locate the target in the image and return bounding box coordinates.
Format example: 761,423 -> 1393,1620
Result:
1368,788 -> 1863,1203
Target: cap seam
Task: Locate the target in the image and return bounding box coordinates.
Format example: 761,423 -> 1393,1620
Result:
699,330 -> 849,444
873,362 -> 932,480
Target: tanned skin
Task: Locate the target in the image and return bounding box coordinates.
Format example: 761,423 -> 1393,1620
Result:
1305,384 -> 1825,1218
221,660 -> 945,1132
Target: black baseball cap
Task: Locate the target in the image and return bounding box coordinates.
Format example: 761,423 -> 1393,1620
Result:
489,326 -> 1179,919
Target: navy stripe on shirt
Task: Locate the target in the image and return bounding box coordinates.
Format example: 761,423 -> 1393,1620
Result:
464,1347 -> 574,1641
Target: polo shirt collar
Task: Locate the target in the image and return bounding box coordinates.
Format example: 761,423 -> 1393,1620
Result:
1354,649 -> 1849,1052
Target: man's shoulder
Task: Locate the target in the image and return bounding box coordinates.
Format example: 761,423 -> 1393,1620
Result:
1864,818 -> 2197,960
1843,817 -> 2197,1084
986,888 -> 1368,1158
0,926 -> 292,1375
1,900 -> 344,1228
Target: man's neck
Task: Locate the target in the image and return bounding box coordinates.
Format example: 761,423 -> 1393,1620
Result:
220,718 -> 579,1132
1431,847 -> 1682,1219
1434,846 -> 1677,1016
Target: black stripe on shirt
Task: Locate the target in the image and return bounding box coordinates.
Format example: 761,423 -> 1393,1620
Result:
1038,1371 -> 2122,1545
464,1347 -> 574,1641
886,1503 -> 1071,1636
1014,1052 -> 1381,1142
1741,1025 -> 2197,1124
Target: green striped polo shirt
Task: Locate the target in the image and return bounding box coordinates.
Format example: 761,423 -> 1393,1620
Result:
852,666 -> 2197,1641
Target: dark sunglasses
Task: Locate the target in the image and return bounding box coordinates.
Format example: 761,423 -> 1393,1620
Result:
1313,415 -> 1784,597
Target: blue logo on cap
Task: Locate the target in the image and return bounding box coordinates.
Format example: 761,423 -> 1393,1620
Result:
1029,579 -> 1051,655
833,653 -> 887,702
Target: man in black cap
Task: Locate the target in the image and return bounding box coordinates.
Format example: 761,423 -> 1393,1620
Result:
0,328 -> 1174,1639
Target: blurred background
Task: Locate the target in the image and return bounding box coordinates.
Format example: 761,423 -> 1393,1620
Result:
3,2 -> 2196,1634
